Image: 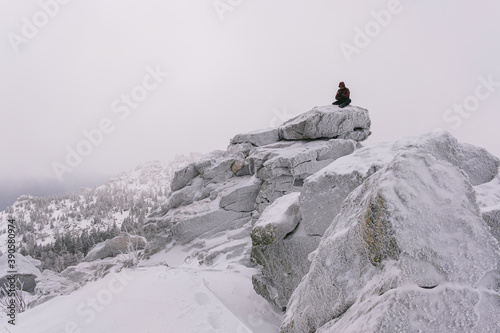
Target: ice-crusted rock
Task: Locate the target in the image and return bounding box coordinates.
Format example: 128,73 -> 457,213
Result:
247,139 -> 357,212
281,151 -> 500,333
301,130 -> 500,236
82,234 -> 146,262
156,151 -> 243,215
170,163 -> 199,192
143,235 -> 171,257
153,176 -> 259,244
25,255 -> 42,269
483,209 -> 500,244
250,193 -> 320,308
219,177 -> 262,212
475,174 -> 500,244
251,193 -> 301,246
230,128 -> 280,147
315,287 -> 500,333
279,105 -> 371,141
252,234 -> 320,309
0,253 -> 41,293
60,260 -> 115,285
171,209 -> 251,244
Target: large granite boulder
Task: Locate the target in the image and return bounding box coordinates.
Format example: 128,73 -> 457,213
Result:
251,193 -> 301,246
301,130 -> 500,236
0,253 -> 41,293
281,151 -> 500,333
278,105 -> 371,141
250,193 -> 320,308
82,234 -> 146,262
170,162 -> 199,192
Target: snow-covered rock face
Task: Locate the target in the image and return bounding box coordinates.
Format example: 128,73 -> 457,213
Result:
148,108 -> 363,248
249,139 -> 357,213
279,105 -> 371,141
230,106 -> 371,146
281,151 -> 500,333
250,193 -> 319,308
475,174 -> 500,245
301,130 -> 500,236
82,234 -> 146,262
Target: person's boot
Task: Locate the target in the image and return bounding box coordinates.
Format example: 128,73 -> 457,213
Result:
339,99 -> 351,108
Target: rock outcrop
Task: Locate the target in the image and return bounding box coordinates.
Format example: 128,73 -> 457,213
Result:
280,151 -> 500,333
82,234 -> 146,262
230,105 -> 371,146
141,104 -> 500,333
278,105 -> 371,141
147,106 -> 368,253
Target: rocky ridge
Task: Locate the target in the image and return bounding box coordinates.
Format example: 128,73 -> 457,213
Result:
9,104 -> 500,333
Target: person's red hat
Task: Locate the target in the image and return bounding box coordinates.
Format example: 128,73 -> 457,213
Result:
339,82 -> 345,88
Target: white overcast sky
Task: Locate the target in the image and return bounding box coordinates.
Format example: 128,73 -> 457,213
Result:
1,0 -> 499,188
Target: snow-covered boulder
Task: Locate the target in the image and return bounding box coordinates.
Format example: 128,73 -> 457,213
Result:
252,235 -> 320,309
230,128 -> 280,147
60,259 -> 116,285
143,235 -> 171,257
82,234 -> 146,262
170,162 -> 199,192
0,253 -> 41,293
301,130 -> 500,236
278,105 -> 371,141
25,255 -> 42,269
251,193 -> 301,246
32,270 -> 78,307
250,193 -> 320,308
281,151 -> 500,333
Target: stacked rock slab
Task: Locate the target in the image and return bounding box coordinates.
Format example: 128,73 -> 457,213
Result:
281,150 -> 500,333
145,105 -> 370,278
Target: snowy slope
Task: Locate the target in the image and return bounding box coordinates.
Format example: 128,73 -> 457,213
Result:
9,218 -> 282,333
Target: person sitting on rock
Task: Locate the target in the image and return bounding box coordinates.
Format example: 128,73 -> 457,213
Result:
332,82 -> 351,108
